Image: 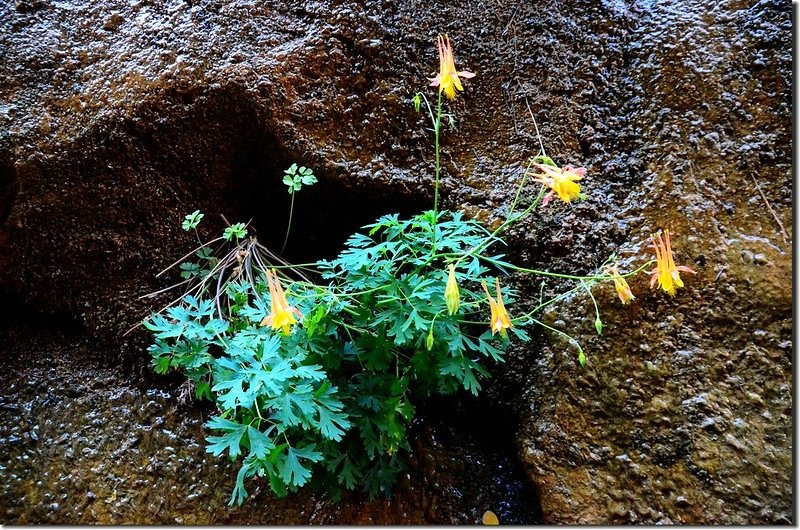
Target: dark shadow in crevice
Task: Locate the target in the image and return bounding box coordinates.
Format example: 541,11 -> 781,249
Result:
409,394 -> 544,524
245,173 -> 425,266
153,83 -> 425,267
0,157 -> 18,226
0,294 -> 96,367
0,294 -> 84,336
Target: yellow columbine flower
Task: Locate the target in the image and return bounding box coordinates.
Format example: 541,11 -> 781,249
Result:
444,264 -> 460,315
649,230 -> 696,296
260,269 -> 303,335
428,34 -> 475,100
608,265 -> 635,304
481,278 -> 512,337
530,163 -> 586,205
482,510 -> 500,525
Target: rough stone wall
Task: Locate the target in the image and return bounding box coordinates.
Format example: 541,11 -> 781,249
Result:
0,0 -> 791,523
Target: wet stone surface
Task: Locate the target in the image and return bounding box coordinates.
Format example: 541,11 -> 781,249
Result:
0,318 -> 541,524
506,0 -> 792,524
0,0 -> 792,524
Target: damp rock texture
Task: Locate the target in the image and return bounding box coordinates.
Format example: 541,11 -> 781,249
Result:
0,0 -> 791,524
0,316 -> 540,524
507,0 -> 792,524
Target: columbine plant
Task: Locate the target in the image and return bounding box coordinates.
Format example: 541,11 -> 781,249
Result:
143,34 -> 694,506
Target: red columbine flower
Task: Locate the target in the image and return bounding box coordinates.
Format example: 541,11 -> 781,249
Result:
260,269 -> 303,335
481,278 -> 512,337
428,34 -> 475,101
649,230 -> 696,296
530,163 -> 586,206
608,265 -> 635,305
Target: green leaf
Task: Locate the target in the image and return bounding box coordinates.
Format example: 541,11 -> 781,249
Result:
180,261 -> 201,279
476,334 -> 506,362
182,210 -> 204,231
223,223 -> 248,241
266,389 -> 317,428
247,426 -> 275,459
338,456 -> 360,489
229,462 -> 251,506
439,356 -> 484,396
316,406 -> 351,441
206,417 -> 247,458
279,446 -> 322,487
292,363 -> 326,381
399,307 -> 427,335
299,167 -> 317,186
304,305 -> 326,337
510,326 -> 530,341
195,381 -> 212,400
268,465 -> 288,497
314,380 -> 332,398
213,376 -> 253,410
152,355 -> 171,374
143,314 -> 186,340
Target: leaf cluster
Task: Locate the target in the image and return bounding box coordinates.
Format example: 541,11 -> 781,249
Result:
144,209 -> 524,505
282,163 -> 318,193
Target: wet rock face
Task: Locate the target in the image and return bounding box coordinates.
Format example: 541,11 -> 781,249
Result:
0,0 -> 791,525
0,0 -> 431,357
0,314 -> 540,524
509,0 -> 792,524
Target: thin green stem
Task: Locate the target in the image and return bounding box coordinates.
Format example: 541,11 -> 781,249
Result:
509,258 -> 656,326
525,97 -> 547,157
529,317 -> 583,353
433,90 -> 443,215
280,190 -> 296,255
417,92 -> 437,131
451,186 -> 547,270
431,91 -> 443,255
507,158 -> 536,221
581,279 -> 602,331
254,396 -> 264,422
480,255 -> 656,281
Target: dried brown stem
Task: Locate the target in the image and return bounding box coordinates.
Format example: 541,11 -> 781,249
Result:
751,174 -> 789,245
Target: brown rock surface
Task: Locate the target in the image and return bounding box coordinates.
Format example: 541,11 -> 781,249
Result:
0,0 -> 791,524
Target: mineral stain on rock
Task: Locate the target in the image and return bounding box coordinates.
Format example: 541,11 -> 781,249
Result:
0,0 -> 791,524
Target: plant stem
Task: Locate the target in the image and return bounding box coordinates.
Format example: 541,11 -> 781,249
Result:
433,90 -> 443,215
280,191 -> 296,255
507,158 -> 536,221
480,255 -> 656,281
529,317 -> 583,354
431,91 -> 443,255
451,186 -> 547,269
581,279 -> 602,330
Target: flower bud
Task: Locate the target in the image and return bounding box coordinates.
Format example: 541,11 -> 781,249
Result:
444,264 -> 460,315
